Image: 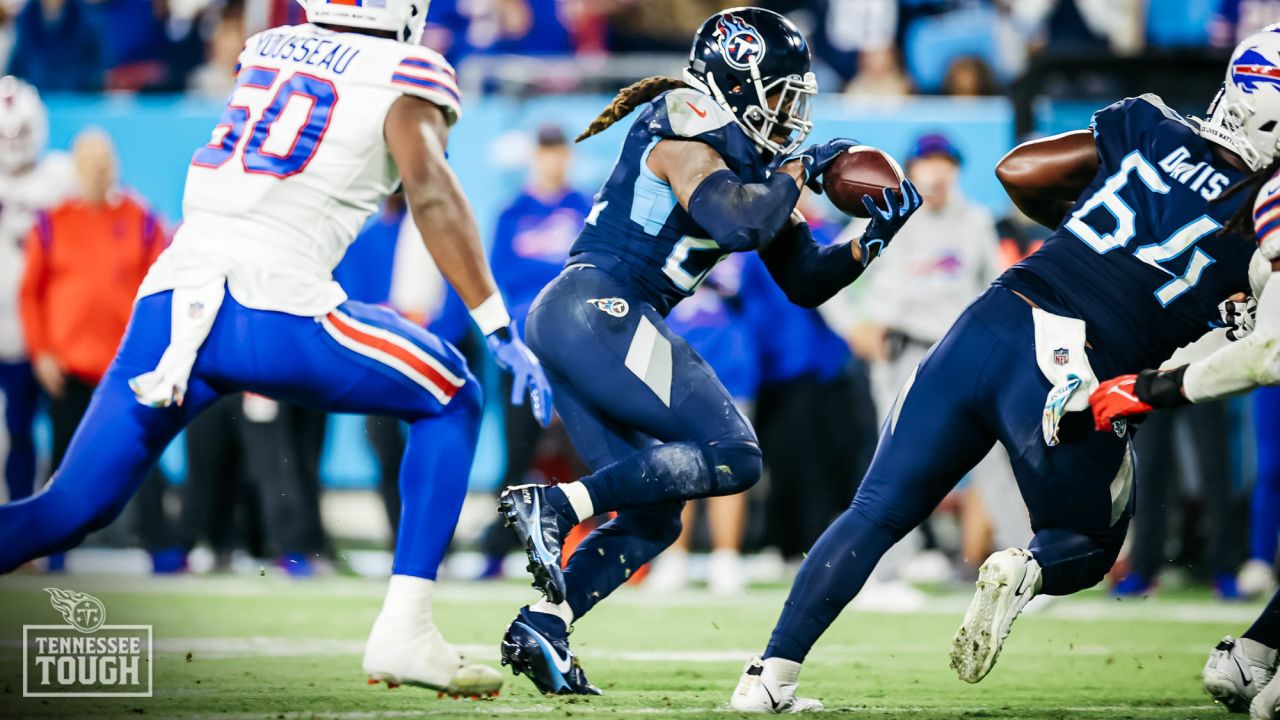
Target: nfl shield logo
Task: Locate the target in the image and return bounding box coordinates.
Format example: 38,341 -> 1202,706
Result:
188,301 -> 205,319
1053,348 -> 1070,366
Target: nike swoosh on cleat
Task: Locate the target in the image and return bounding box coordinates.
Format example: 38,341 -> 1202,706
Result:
528,626 -> 573,675
686,101 -> 707,118
759,680 -> 780,710
1233,657 -> 1253,687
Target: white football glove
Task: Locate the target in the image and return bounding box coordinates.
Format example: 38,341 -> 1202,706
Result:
1221,296 -> 1259,342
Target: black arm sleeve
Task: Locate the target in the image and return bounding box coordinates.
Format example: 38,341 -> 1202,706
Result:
758,221 -> 862,308
686,169 -> 802,252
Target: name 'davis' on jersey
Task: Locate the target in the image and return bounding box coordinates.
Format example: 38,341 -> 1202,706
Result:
251,31 -> 360,75
1157,145 -> 1233,201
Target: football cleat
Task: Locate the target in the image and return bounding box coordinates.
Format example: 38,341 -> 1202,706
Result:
499,484 -> 570,604
1252,673 -> 1280,719
950,547 -> 1042,684
729,657 -> 823,713
362,608 -> 502,698
1204,635 -> 1277,713
500,609 -> 601,695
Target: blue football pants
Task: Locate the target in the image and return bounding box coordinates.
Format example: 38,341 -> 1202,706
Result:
0,290 -> 481,578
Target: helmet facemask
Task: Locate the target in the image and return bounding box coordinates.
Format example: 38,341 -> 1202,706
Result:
685,65 -> 817,158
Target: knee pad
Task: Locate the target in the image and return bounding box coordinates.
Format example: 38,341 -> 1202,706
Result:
705,440 -> 763,496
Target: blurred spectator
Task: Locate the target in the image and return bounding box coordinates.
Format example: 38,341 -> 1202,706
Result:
0,77 -> 73,506
844,47 -> 912,97
1115,337 -> 1241,599
9,0 -> 104,92
837,132 -> 1025,582
846,133 -> 998,382
476,124 -> 591,576
181,392 -> 330,576
1210,0 -> 1280,48
187,3 -> 245,99
91,0 -> 170,91
942,55 -> 996,96
748,193 -> 877,562
18,129 -> 170,567
648,256 -> 758,594
603,0 -> 734,53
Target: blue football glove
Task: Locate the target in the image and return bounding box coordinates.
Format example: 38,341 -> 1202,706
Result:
859,179 -> 922,267
486,324 -> 553,428
789,138 -> 861,192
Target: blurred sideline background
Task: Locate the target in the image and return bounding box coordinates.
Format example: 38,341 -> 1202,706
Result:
1,0 -> 1276,607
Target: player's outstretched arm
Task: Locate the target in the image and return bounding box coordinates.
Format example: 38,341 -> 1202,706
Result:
386,95 -> 496,311
1090,261 -> 1280,430
997,130 -> 1098,229
649,138 -> 805,252
385,95 -> 552,426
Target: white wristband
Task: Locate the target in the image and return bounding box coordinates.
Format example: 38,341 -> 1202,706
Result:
469,292 -> 511,335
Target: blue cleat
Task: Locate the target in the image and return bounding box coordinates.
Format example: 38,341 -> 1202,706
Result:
498,484 -> 571,604
1111,573 -> 1154,597
500,608 -> 600,696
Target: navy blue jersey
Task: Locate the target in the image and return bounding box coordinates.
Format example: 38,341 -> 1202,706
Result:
569,87 -> 774,315
1000,94 -> 1256,370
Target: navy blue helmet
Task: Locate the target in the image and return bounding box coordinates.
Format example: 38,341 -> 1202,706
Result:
683,7 -> 818,157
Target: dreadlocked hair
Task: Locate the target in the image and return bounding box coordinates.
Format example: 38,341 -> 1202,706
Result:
1219,156 -> 1280,243
576,77 -> 690,143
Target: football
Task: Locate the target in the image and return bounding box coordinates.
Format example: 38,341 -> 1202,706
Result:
821,146 -> 907,218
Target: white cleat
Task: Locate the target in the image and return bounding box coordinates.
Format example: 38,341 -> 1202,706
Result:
950,547 -> 1042,684
362,576 -> 502,698
1252,674 -> 1280,719
1240,560 -> 1277,600
1203,635 -> 1276,713
729,656 -> 823,713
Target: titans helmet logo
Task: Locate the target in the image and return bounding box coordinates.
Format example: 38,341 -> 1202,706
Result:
715,14 -> 766,71
1232,48 -> 1280,94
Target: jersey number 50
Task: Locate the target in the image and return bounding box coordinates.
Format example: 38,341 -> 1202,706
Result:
192,67 -> 337,178
1064,150 -> 1220,307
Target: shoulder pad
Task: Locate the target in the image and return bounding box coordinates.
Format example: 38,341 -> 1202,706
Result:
386,45 -> 461,126
661,87 -> 735,138
1255,171 -> 1280,259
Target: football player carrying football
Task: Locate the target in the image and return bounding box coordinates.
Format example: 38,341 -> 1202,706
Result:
728,26 -> 1280,714
495,7 -> 921,696
1090,27 -> 1280,720
0,0 -> 553,699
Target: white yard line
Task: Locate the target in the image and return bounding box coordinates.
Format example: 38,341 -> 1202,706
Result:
173,704 -> 1220,719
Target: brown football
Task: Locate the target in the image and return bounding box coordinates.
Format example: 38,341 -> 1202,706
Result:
821,146 -> 906,218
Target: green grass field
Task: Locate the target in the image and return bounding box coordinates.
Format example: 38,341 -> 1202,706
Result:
0,573 -> 1263,719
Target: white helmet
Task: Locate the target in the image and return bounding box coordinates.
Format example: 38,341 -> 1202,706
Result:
295,0 -> 430,45
1202,24 -> 1280,171
0,76 -> 47,174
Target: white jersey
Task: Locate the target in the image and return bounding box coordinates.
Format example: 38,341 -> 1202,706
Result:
139,24 -> 462,316
0,154 -> 75,362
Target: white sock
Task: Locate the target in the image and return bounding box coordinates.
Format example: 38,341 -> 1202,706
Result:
557,481 -> 595,523
382,574 -> 435,618
529,598 -> 575,626
763,657 -> 803,684
1241,637 -> 1279,666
